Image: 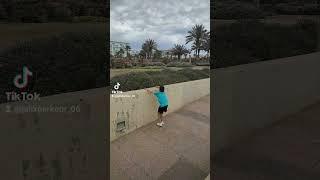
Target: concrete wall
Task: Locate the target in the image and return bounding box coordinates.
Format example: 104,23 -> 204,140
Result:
0,88 -> 108,180
205,174 -> 210,180
213,52 -> 320,153
110,78 -> 210,141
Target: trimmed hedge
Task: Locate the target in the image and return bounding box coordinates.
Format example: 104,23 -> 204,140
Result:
144,62 -> 166,66
214,19 -> 318,68
275,3 -> 320,15
110,69 -> 210,92
71,16 -> 107,23
0,1 -> 107,23
166,62 -> 193,67
214,0 -> 265,19
0,29 -> 107,103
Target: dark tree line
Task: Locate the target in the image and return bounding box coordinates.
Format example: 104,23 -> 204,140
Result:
239,0 -> 318,3
0,0 -> 106,22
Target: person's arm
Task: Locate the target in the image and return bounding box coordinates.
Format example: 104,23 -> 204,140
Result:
144,88 -> 153,94
144,86 -> 160,94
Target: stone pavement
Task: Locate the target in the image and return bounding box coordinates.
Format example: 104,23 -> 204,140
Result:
111,95 -> 210,180
214,102 -> 320,180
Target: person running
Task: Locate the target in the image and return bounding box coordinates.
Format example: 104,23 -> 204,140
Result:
144,85 -> 169,127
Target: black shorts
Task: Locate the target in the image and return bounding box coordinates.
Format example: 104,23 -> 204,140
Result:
158,105 -> 168,113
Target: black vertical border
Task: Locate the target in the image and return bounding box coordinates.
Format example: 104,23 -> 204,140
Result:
106,0 -> 111,179
210,0 -> 215,179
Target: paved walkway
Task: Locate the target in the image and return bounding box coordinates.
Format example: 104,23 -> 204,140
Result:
111,95 -> 210,180
214,102 -> 320,179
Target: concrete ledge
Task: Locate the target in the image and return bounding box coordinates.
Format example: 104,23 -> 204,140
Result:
213,52 -> 320,153
110,78 -> 210,141
0,87 -> 109,179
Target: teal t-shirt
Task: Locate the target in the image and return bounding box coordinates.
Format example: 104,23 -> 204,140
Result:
154,91 -> 168,107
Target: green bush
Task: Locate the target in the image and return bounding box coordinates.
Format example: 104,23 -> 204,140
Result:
0,30 -> 107,102
144,62 -> 165,66
111,59 -> 133,68
72,16 -> 107,23
110,69 -> 209,91
0,1 -> 107,23
166,62 -> 193,67
214,19 -> 318,68
195,62 -> 210,66
214,0 -> 265,19
275,3 -> 320,15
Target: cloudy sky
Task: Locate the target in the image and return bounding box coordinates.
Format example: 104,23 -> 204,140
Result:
110,0 -> 210,51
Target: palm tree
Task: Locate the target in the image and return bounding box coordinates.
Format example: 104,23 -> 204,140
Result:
141,43 -> 148,58
154,49 -> 162,59
171,44 -> 188,60
183,49 -> 190,59
202,31 -> 210,56
125,45 -> 131,58
116,48 -> 125,58
166,51 -> 170,59
142,39 -> 157,60
186,24 -> 208,58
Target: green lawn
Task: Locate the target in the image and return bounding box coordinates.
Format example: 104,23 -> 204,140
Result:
0,22 -> 106,50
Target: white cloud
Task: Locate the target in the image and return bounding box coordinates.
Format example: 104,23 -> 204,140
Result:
110,0 -> 210,51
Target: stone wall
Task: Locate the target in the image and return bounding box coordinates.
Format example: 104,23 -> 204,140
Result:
212,52 -> 320,153
110,78 -> 210,141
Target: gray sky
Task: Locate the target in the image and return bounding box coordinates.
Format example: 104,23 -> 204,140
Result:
110,0 -> 210,51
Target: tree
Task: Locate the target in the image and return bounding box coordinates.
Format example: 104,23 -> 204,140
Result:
202,31 -> 210,56
142,39 -> 157,59
186,24 -> 208,58
171,44 -> 188,60
166,51 -> 170,58
183,49 -> 190,59
115,48 -> 125,58
141,43 -> 148,59
125,45 -> 131,58
154,49 -> 162,59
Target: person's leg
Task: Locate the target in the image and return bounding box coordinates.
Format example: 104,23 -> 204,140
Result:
160,113 -> 164,125
161,106 -> 167,125
158,112 -> 162,123
157,112 -> 164,127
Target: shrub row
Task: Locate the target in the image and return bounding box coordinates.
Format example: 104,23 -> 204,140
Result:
0,29 -> 107,103
110,69 -> 210,92
214,19 -> 318,68
0,0 -> 106,23
213,0 -> 265,19
166,62 -> 193,67
275,3 -> 320,15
